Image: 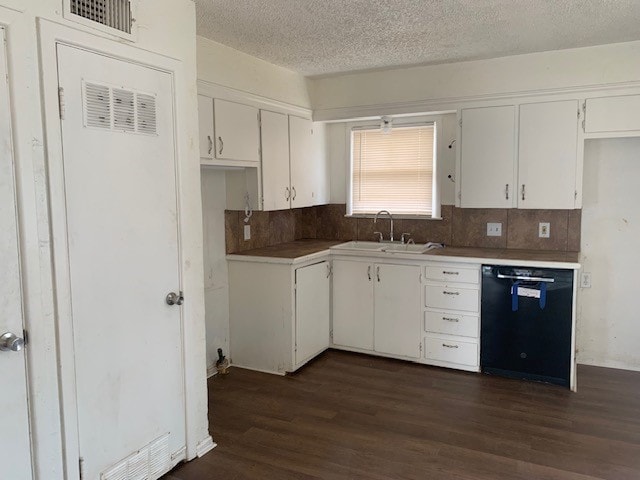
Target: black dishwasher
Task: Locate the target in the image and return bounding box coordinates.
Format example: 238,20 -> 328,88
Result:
481,266 -> 573,387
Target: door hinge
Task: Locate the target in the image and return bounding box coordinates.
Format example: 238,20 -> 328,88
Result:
22,329 -> 28,346
419,342 -> 423,354
458,118 -> 462,127
329,329 -> 333,340
79,457 -> 85,480
581,101 -> 586,131
575,190 -> 578,200
58,87 -> 66,120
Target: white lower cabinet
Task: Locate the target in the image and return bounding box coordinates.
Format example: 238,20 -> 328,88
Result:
424,262 -> 481,371
374,264 -> 422,358
228,258 -> 330,374
332,260 -> 422,360
332,260 -> 374,350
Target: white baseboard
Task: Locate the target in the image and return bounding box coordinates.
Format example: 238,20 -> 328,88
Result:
206,363 -> 218,378
196,436 -> 217,458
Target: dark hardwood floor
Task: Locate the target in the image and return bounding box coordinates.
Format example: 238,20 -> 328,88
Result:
164,350 -> 640,480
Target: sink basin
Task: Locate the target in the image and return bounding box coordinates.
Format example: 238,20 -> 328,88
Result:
331,241 -> 386,252
382,243 -> 430,254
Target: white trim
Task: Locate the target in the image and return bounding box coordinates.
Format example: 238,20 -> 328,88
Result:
197,79 -> 312,118
313,80 -> 640,122
195,436 -> 216,458
206,363 -> 217,378
229,363 -> 287,376
37,18 -> 207,476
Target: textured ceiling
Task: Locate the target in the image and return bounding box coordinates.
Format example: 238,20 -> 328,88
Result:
194,1 -> 640,77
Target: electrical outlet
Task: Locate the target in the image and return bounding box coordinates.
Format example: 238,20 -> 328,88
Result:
487,222 -> 502,237
244,224 -> 251,241
581,272 -> 592,288
539,222 -> 550,238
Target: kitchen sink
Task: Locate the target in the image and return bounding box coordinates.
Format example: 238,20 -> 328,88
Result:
331,241 -> 386,252
382,243 -> 431,254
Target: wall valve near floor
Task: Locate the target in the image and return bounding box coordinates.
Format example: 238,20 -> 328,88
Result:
165,291 -> 184,306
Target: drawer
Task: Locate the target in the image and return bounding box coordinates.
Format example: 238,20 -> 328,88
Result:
425,285 -> 479,312
425,265 -> 479,284
425,336 -> 478,366
425,310 -> 479,338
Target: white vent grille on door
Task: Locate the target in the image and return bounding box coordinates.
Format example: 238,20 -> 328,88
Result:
102,434 -> 173,480
83,82 -> 157,136
70,0 -> 132,34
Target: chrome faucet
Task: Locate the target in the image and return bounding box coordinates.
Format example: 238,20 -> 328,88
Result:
374,210 -> 394,242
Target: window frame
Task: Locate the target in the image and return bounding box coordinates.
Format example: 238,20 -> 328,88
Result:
346,114 -> 444,219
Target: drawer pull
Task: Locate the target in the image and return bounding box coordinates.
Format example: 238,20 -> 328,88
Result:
442,271 -> 459,275
442,343 -> 459,349
443,317 -> 459,322
442,291 -> 460,296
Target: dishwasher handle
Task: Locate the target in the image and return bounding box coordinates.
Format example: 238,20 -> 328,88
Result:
497,273 -> 555,283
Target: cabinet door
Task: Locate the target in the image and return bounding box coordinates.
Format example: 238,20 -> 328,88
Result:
460,106 -> 516,208
289,115 -> 316,208
295,261 -> 330,366
213,99 -> 259,163
585,95 -> 640,134
518,100 -> 578,209
197,95 -> 214,159
260,110 -> 291,210
374,264 -> 422,358
332,260 -> 374,350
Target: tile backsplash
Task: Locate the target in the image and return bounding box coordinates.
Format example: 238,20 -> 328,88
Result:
225,204 -> 581,254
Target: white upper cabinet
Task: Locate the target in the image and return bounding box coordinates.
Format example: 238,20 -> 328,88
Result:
289,115 -> 317,208
213,99 -> 260,164
460,105 -> 516,208
518,100 -> 579,209
260,110 -> 291,211
197,95 -> 214,160
584,95 -> 640,135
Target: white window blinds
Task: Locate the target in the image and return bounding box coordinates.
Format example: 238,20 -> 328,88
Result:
351,124 -> 435,216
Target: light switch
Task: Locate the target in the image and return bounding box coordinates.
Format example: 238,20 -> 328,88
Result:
244,225 -> 251,241
539,222 -> 550,238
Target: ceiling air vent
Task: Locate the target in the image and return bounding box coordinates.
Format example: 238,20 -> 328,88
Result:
70,0 -> 132,34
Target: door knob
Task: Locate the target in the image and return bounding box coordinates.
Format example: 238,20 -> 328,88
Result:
0,332 -> 25,352
166,291 -> 184,306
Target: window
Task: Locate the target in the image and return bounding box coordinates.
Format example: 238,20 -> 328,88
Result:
350,123 -> 436,216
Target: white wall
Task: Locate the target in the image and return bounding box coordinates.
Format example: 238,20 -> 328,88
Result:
578,138 -> 640,371
201,169 -> 230,371
327,113 -> 457,206
197,36 -> 311,108
1,1 -> 208,477
310,40 -> 640,119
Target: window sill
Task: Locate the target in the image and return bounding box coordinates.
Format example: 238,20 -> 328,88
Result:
345,214 -> 443,221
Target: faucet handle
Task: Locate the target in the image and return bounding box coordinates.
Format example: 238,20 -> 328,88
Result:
373,231 -> 384,242
400,233 -> 412,244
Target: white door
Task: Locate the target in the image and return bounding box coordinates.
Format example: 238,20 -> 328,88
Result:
460,105 -> 516,208
374,264 -> 421,358
197,94 -> 214,159
289,115 -> 315,208
332,260 -> 374,350
0,27 -> 33,480
295,262 -> 330,366
57,45 -> 185,479
518,100 -> 578,209
260,110 -> 291,210
213,98 -> 259,163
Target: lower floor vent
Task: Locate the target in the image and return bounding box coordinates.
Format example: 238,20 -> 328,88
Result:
101,434 -> 171,480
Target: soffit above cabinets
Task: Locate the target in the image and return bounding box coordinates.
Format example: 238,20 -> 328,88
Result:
194,0 -> 640,76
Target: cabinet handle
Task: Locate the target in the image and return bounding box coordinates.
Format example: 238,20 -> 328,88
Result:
521,184 -> 526,201
505,184 -> 509,200
291,186 -> 297,201
218,136 -> 224,156
442,343 -> 459,349
442,271 -> 459,275
207,135 -> 213,155
285,187 -> 290,200
367,265 -> 371,281
443,291 -> 459,296
376,266 -> 380,282
443,317 -> 459,322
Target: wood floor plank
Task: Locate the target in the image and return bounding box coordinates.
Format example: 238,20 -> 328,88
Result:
164,350 -> 640,480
